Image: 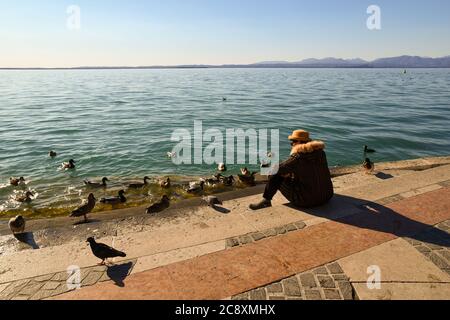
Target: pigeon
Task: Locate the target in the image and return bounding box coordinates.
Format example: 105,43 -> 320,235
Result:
9,215 -> 26,234
187,180 -> 205,194
49,151 -> 57,158
128,176 -> 151,189
159,177 -> 171,189
84,177 -> 109,188
10,177 -> 26,186
86,237 -> 126,265
218,163 -> 227,172
14,191 -> 34,203
100,190 -> 126,205
62,159 -> 76,169
202,196 -> 223,207
363,158 -> 375,174
146,195 -> 170,214
238,168 -> 257,186
70,193 -> 96,223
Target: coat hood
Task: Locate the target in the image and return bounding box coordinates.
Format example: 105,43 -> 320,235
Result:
291,140 -> 326,155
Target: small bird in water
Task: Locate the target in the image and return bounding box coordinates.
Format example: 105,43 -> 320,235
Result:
84,177 -> 109,188
363,158 -> 375,175
9,215 -> 26,234
202,196 -> 223,207
364,145 -> 376,154
70,193 -> 96,223
159,177 -> 171,189
218,163 -> 227,172
100,190 -> 126,205
187,180 -> 205,194
49,151 -> 57,158
222,97 -> 227,101
128,176 -> 151,189
238,168 -> 257,186
86,237 -> 127,265
205,174 -> 222,187
14,191 -> 34,203
10,177 -> 26,186
167,152 -> 177,159
146,195 -> 170,214
62,159 -> 76,170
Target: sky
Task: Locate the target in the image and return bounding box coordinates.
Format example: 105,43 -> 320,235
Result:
1,0 -> 450,67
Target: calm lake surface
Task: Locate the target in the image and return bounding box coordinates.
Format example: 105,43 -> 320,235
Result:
1,68 -> 449,218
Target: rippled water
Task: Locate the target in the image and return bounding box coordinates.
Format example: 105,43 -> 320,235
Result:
1,68 -> 449,219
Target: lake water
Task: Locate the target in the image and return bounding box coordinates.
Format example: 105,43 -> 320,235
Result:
1,68 -> 449,219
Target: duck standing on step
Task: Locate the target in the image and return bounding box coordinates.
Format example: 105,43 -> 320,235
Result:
202,196 -> 223,207
9,215 -> 26,234
10,177 -> 26,187
146,195 -> 170,214
70,193 -> 96,223
86,237 -> 127,265
100,190 -> 126,205
84,177 -> 109,188
128,176 -> 151,189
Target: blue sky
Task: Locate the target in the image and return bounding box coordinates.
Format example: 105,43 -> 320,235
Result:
1,0 -> 449,67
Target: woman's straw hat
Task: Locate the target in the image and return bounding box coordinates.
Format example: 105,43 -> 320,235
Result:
288,130 -> 312,142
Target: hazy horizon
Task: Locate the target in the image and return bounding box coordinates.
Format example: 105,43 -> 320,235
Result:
1,0 -> 450,68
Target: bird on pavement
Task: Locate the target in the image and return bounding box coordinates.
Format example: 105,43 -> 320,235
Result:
70,193 -> 96,223
86,237 -> 126,265
202,196 -> 223,207
363,158 -> 375,175
146,195 -> 170,214
84,177 -> 109,188
128,176 -> 151,189
9,215 -> 26,234
100,190 -> 126,205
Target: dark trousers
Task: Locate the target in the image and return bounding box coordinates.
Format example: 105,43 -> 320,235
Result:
263,174 -> 295,202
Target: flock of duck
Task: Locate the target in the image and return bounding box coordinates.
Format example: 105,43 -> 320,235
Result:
6,150 -> 259,236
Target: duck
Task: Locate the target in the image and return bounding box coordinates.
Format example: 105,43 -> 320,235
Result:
218,163 -> 227,172
62,159 -> 76,170
238,168 -> 257,186
219,174 -> 235,187
87,237 -> 126,265
84,177 -> 109,188
167,152 -> 177,159
100,190 -> 126,205
364,145 -> 376,154
222,97 -> 227,101
128,176 -> 151,189
202,196 -> 223,207
70,193 -> 96,223
14,191 -> 34,203
49,151 -> 57,158
187,180 -> 205,194
159,177 -> 171,189
363,158 -> 375,175
10,177 -> 26,186
205,174 -> 222,187
9,215 -> 26,234
146,195 -> 170,214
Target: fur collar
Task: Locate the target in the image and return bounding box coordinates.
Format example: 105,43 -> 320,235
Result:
291,140 -> 325,155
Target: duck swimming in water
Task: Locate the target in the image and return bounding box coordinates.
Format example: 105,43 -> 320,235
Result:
62,159 -> 76,170
84,177 -> 109,188
218,163 -> 227,172
100,190 -> 127,205
14,191 -> 34,203
128,176 -> 151,189
49,151 -> 57,158
9,215 -> 26,234
10,177 -> 26,186
70,193 -> 96,223
146,195 -> 170,214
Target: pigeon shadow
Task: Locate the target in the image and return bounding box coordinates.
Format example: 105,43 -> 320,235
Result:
211,205 -> 231,214
14,232 -> 39,249
106,261 -> 133,287
375,172 -> 395,180
285,194 -> 449,247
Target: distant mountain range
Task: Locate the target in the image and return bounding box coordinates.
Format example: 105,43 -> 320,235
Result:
2,55 -> 450,69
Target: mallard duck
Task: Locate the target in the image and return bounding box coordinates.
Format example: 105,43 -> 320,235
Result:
128,176 -> 150,189
49,151 -> 57,158
70,193 -> 96,223
202,196 -> 223,207
218,163 -> 227,172
159,177 -> 171,189
363,158 -> 375,174
87,237 -> 126,265
146,195 -> 170,214
9,215 -> 26,234
62,159 -> 76,169
14,191 -> 34,203
238,168 -> 257,186
187,180 -> 205,194
10,177 -> 26,186
84,177 -> 109,188
100,190 -> 126,205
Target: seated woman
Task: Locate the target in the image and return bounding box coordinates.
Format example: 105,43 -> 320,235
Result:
250,130 -> 334,210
